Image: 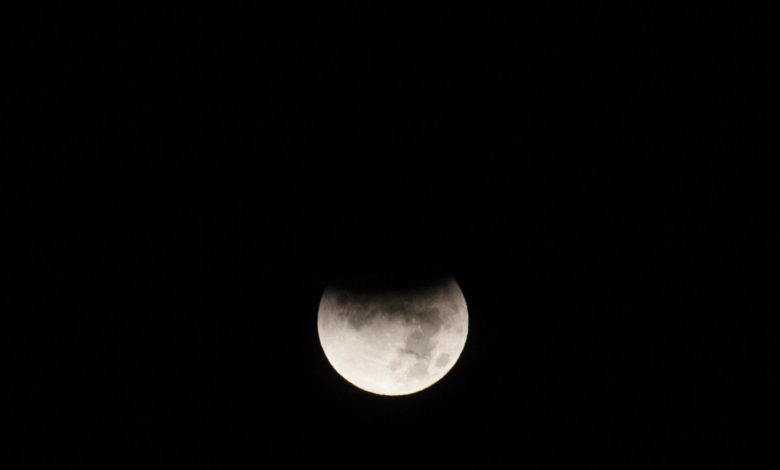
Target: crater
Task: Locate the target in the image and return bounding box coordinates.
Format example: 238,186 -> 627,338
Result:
407,362 -> 429,380
400,331 -> 435,359
435,353 -> 450,368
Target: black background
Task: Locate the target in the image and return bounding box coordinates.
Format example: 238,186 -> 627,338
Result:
6,3 -> 778,467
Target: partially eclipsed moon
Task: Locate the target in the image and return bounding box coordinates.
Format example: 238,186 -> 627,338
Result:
317,275 -> 468,395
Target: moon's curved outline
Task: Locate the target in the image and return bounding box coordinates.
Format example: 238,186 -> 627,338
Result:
317,275 -> 468,396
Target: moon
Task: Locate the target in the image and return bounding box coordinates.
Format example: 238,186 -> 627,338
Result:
317,275 -> 468,395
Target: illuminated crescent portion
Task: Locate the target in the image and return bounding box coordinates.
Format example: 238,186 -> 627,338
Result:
317,275 -> 468,395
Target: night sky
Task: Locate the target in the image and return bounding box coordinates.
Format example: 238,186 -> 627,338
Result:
7,4 -> 778,467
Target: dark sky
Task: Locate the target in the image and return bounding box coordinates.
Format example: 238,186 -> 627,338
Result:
7,3 -> 778,467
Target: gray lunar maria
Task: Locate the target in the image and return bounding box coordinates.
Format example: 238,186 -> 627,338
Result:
317,275 -> 468,395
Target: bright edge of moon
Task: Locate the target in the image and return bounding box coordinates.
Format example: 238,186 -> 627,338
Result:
317,275 -> 468,396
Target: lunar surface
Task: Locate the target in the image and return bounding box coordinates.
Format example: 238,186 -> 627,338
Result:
317,275 -> 468,395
